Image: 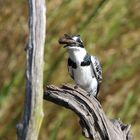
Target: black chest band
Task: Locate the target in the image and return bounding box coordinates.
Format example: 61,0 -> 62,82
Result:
68,54 -> 91,69
81,54 -> 91,66
68,58 -> 77,69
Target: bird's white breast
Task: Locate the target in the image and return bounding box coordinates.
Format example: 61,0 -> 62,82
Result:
67,48 -> 98,96
73,65 -> 93,87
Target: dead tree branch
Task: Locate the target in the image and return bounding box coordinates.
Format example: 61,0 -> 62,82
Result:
16,0 -> 46,140
44,84 -> 132,140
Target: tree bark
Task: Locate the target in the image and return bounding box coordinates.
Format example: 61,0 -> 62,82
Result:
16,0 -> 46,140
44,84 -> 132,140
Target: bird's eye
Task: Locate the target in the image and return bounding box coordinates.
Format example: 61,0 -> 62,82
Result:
77,38 -> 82,43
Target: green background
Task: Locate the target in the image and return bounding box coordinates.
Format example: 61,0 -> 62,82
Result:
0,0 -> 140,139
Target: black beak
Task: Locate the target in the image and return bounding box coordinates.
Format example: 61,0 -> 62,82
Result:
58,34 -> 76,48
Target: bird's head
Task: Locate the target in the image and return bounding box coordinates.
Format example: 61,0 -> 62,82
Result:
58,34 -> 84,51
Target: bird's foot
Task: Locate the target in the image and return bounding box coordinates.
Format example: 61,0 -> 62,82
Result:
86,93 -> 91,96
74,85 -> 79,89
86,92 -> 99,101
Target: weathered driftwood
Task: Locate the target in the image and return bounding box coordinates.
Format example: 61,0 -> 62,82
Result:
44,84 -> 132,140
16,0 -> 46,140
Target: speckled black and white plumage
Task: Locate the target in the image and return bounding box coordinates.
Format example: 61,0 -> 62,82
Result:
59,34 -> 102,97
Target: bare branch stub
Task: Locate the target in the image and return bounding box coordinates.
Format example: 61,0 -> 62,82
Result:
44,84 -> 132,140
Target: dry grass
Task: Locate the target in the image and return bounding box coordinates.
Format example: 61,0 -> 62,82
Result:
0,0 -> 140,139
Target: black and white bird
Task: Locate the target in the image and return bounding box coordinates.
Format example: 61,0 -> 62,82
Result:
59,34 -> 102,97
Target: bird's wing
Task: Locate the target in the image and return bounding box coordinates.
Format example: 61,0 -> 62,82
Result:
91,56 -> 102,83
68,65 -> 74,80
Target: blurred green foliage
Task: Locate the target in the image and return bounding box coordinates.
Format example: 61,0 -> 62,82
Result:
0,0 -> 140,139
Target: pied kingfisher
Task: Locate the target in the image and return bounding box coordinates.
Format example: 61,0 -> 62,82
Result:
59,34 -> 102,97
